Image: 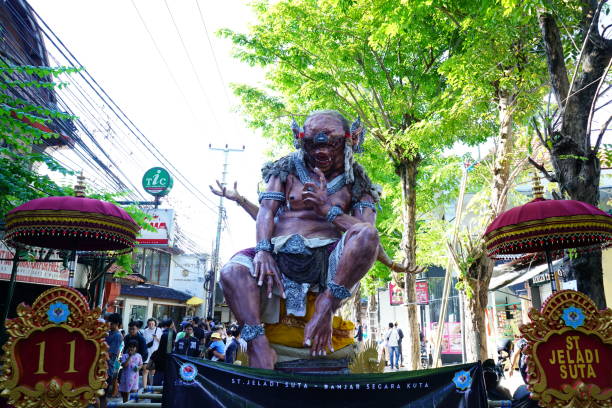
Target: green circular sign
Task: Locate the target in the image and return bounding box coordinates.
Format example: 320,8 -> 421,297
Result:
142,167 -> 173,197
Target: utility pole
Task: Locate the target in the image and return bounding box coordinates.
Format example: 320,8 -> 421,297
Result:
207,144 -> 245,319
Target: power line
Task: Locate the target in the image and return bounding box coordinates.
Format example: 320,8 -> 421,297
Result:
129,0 -> 200,126
26,1 -> 221,214
193,0 -> 232,108
162,0 -> 222,133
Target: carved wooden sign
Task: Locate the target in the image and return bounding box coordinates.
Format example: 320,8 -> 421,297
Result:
520,290 -> 611,407
0,287 -> 108,408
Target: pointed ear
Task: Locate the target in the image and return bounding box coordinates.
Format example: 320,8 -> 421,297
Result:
291,118 -> 303,140
350,117 -> 366,153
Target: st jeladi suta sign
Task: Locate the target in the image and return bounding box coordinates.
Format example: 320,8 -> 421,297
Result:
521,290 -> 611,407
0,287 -> 108,408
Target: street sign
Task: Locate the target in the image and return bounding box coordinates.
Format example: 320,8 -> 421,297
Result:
0,287 -> 107,407
142,167 -> 173,197
521,290 -> 611,407
416,280 -> 429,305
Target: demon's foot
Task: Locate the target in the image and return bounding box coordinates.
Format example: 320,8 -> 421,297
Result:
303,291 -> 336,356
247,334 -> 277,370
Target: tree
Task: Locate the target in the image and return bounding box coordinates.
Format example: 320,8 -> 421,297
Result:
0,63 -> 78,215
431,2 -> 550,361
526,0 -> 612,308
221,0 -> 489,368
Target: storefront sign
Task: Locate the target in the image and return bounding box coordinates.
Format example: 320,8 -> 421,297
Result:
163,355 -> 487,407
415,280 -> 429,305
169,255 -> 206,298
0,287 -> 108,408
142,167 -> 173,197
389,282 -> 404,305
137,208 -> 175,247
0,242 -> 69,286
429,322 -> 463,355
521,290 -> 611,407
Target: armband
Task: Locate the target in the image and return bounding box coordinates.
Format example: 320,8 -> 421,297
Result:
326,205 -> 344,223
241,324 -> 265,342
255,239 -> 273,253
258,191 -> 286,203
328,281 -> 351,300
352,201 -> 376,214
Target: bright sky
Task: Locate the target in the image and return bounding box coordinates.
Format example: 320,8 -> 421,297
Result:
23,0 -> 612,264
29,0 -> 274,261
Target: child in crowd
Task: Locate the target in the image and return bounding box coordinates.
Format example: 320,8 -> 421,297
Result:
119,340 -> 143,403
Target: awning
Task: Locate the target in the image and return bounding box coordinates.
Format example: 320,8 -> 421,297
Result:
120,283 -> 191,302
186,296 -> 204,306
488,258 -> 563,291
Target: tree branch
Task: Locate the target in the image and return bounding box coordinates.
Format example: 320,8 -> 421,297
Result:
538,12 -> 570,107
566,0 -> 606,103
587,56 -> 612,144
528,157 -> 558,182
593,113 -> 612,153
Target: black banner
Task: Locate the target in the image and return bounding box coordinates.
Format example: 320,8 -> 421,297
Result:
163,354 -> 487,408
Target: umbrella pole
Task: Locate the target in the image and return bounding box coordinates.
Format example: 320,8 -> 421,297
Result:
1,250 -> 21,328
545,248 -> 557,293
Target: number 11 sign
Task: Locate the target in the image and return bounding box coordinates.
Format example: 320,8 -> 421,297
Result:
0,287 -> 108,408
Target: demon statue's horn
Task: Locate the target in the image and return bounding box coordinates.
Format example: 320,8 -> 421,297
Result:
291,117 -> 303,149
350,116 -> 366,154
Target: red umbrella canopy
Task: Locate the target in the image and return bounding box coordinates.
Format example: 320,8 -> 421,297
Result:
484,198 -> 612,259
5,196 -> 139,254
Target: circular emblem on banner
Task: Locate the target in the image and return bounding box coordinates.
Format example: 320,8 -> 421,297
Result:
561,306 -> 585,329
47,301 -> 70,324
142,167 -> 173,197
452,370 -> 472,391
179,363 -> 198,382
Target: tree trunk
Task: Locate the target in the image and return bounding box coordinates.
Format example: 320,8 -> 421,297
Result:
464,256 -> 493,361
397,157 -> 421,370
464,89 -> 515,362
539,7 -> 611,308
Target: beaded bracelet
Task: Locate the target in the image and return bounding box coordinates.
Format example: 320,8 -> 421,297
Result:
241,324 -> 265,342
328,281 -> 351,300
255,239 -> 273,253
326,205 -> 344,223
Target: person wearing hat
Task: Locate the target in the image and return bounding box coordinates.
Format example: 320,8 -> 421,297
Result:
207,332 -> 226,361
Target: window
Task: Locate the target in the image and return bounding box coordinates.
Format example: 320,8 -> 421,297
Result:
137,248 -> 171,286
153,304 -> 186,325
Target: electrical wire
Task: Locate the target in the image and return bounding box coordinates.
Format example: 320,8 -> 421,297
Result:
162,0 -> 221,133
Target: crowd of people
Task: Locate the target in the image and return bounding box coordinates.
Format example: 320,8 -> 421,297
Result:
100,313 -> 245,407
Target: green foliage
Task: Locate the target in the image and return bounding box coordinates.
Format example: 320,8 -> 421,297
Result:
0,62 -> 80,216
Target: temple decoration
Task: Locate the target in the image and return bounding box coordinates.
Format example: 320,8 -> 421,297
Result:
5,196 -> 139,255
0,287 -> 109,408
520,290 -> 611,407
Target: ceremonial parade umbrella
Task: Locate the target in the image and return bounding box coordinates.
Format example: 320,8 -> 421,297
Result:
483,186 -> 612,291
2,195 -> 139,324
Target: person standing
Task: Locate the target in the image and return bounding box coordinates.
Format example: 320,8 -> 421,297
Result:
386,322 -> 400,370
142,318 -> 162,389
174,324 -> 200,357
151,319 -> 175,386
354,320 -> 364,351
100,313 -> 123,408
224,326 -> 241,364
124,322 -> 149,363
207,332 -> 226,361
394,322 -> 404,368
119,341 -> 143,403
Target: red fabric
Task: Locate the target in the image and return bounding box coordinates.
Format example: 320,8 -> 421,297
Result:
7,196 -> 136,224
485,198 -> 610,236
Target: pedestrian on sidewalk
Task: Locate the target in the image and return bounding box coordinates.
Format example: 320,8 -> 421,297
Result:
355,320 -> 364,351
119,341 -> 143,403
386,322 -> 400,370
142,318 -> 162,389
394,322 -> 404,367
